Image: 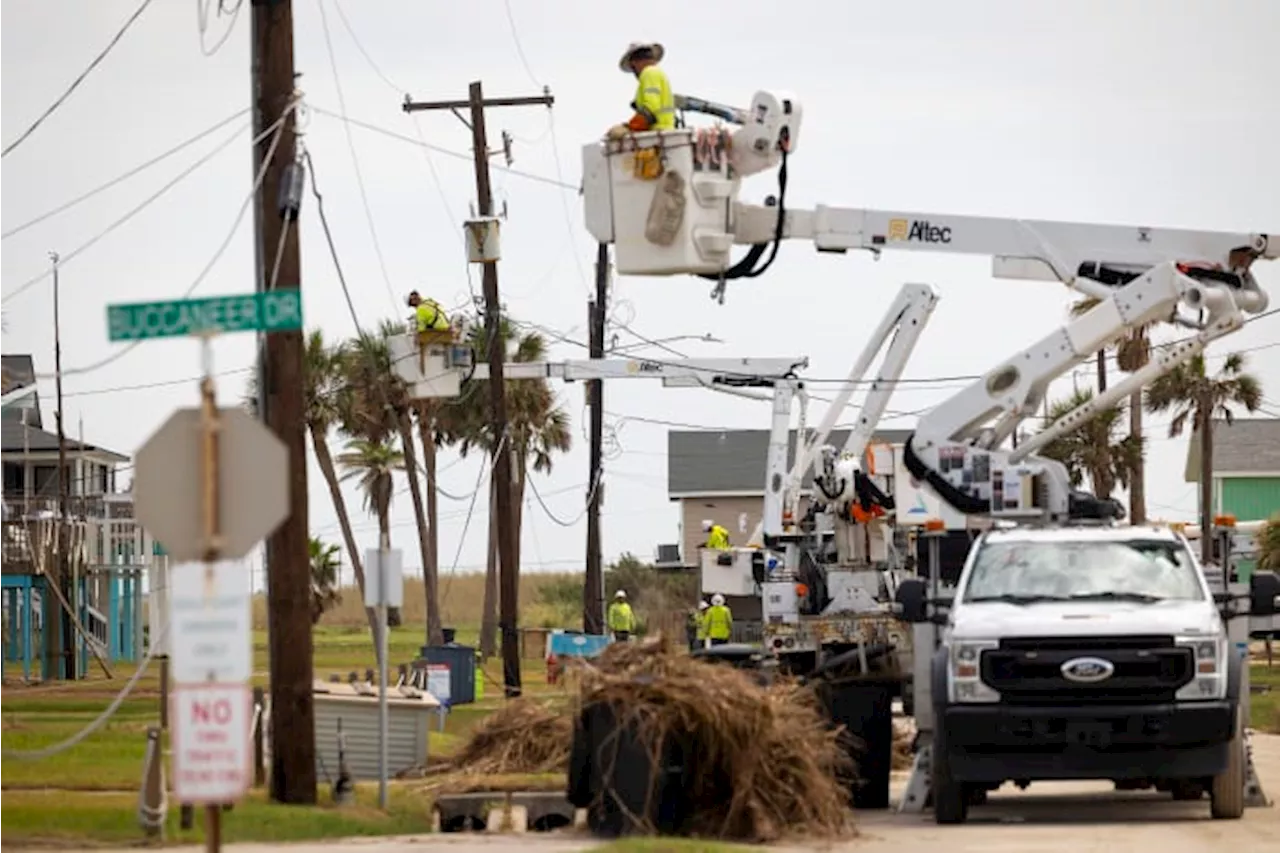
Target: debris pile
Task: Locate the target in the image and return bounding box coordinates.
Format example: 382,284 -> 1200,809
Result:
574,636 -> 856,841
446,697 -> 573,775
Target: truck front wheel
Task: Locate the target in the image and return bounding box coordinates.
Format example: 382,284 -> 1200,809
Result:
1210,706 -> 1246,820
931,747 -> 968,824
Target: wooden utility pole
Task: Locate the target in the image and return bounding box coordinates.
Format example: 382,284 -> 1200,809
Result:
51,251 -> 74,680
250,0 -> 315,804
403,82 -> 553,697
583,245 -> 609,636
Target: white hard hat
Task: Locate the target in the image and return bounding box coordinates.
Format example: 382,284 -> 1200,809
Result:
701,519 -> 713,532
615,589 -> 626,599
711,593 -> 725,606
619,42 -> 665,73
698,600 -> 709,610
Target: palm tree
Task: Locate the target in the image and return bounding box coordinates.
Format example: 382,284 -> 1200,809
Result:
309,536 -> 342,624
1038,388 -> 1139,501
1146,352 -> 1263,562
1070,296 -> 1150,521
439,316 -> 572,656
337,437 -> 406,627
1259,514 -> 1280,572
244,330 -> 378,641
341,326 -> 444,642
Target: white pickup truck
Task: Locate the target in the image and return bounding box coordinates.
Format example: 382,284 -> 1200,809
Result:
905,524 -> 1256,824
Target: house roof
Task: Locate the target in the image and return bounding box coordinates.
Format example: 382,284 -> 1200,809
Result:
1184,417 -> 1280,481
1,422 -> 130,462
1,354 -> 41,427
667,428 -> 915,496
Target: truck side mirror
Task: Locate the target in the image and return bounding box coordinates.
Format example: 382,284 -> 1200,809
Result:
895,578 -> 928,623
1251,571 -> 1280,616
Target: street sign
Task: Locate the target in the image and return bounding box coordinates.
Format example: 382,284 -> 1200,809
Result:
106,291 -> 303,342
363,548 -> 404,609
134,407 -> 289,563
169,561 -> 252,683
171,683 -> 253,804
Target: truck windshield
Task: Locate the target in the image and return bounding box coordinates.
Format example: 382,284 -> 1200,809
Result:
962,539 -> 1205,603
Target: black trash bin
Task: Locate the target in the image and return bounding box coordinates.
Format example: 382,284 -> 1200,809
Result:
818,679 -> 894,810
567,693 -> 692,837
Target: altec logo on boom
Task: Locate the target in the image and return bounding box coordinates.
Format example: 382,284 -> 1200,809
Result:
887,218 -> 952,244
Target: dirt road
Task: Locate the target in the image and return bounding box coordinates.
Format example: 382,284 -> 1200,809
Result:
33,734 -> 1280,853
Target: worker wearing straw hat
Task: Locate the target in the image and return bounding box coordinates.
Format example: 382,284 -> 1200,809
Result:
607,42 -> 676,140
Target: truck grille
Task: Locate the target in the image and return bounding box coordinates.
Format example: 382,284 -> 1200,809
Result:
981,635 -> 1193,704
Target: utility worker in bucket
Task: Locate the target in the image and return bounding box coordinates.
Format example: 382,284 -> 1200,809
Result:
702,519 -> 731,551
607,589 -> 636,643
407,290 -> 450,334
607,42 -> 676,140
705,594 -> 733,647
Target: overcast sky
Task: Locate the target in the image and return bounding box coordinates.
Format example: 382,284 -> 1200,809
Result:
3,0 -> 1278,587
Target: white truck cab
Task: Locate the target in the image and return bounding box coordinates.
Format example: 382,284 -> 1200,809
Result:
922,524 -> 1247,823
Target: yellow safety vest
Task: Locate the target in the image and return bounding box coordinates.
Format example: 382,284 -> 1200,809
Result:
705,604 -> 732,641
416,300 -> 449,332
707,525 -> 730,550
608,601 -> 635,632
632,65 -> 675,130
695,610 -> 708,641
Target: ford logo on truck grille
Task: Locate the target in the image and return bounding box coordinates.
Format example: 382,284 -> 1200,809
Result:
1061,656 -> 1115,683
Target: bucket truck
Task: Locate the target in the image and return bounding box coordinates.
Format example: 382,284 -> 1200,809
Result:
580,90 -> 1277,813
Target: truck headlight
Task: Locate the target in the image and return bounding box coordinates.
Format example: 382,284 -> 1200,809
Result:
948,640 -> 1000,703
1176,636 -> 1227,700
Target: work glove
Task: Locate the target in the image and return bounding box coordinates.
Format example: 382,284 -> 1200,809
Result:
606,124 -> 630,140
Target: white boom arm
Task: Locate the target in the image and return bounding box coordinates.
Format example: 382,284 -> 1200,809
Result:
906,261 -> 1255,522
582,88 -> 1274,311
750,283 -> 939,545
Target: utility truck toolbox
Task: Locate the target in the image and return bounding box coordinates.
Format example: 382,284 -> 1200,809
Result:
915,525 -> 1248,824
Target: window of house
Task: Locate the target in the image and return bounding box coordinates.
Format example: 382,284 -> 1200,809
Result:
3,462 -> 24,497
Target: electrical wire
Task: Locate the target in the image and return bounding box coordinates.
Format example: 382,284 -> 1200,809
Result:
4,114 -> 254,302
438,435 -> 502,608
2,109 -> 251,241
196,0 -> 244,57
29,99 -> 297,380
304,148 -> 362,332
314,0 -> 400,315
526,471 -> 601,528
2,0 -> 156,159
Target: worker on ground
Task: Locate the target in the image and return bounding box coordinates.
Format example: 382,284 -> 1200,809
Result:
702,519 -> 731,551
705,593 -> 732,647
607,42 -> 675,139
607,589 -> 636,643
696,600 -> 710,649
685,600 -> 709,652
407,290 -> 450,333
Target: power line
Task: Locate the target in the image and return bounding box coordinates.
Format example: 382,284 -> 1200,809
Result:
29,99 -> 296,380
314,0 -> 400,315
2,109 -> 251,241
196,0 -> 244,57
3,115 -> 253,302
2,0 -> 156,159
303,149 -> 362,332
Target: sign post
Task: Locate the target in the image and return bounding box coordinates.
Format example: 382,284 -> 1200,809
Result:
364,547 -> 403,810
121,292 -> 299,852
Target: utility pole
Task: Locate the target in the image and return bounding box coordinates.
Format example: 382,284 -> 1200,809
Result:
583,245 -> 609,636
403,82 -> 554,698
250,0 -> 315,803
52,251 -> 74,680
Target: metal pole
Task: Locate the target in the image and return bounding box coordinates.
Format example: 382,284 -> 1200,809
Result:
583,246 -> 607,635
377,542 -> 389,809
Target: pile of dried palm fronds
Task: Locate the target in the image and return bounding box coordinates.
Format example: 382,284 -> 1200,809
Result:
445,697 -> 573,775
577,636 -> 855,841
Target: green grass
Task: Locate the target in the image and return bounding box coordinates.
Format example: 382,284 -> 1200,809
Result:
1251,662 -> 1280,733
0,785 -> 435,848
0,617 -> 560,845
